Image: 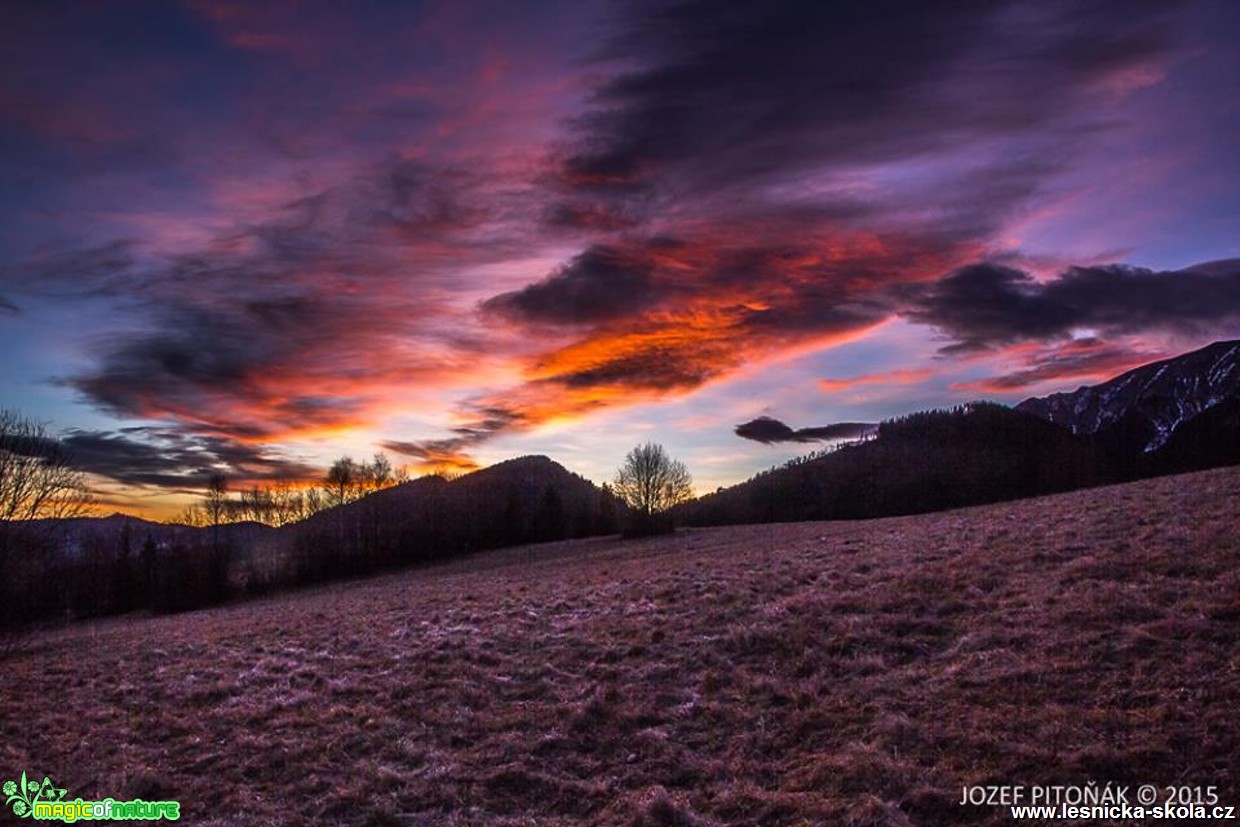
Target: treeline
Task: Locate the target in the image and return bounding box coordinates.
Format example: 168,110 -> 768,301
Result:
0,519 -> 240,626
681,403 -> 1116,526
176,454 -> 406,528
1,456 -> 624,629
682,398 -> 1240,528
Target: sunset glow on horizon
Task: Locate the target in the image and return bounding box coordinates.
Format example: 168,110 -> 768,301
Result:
2,0 -> 1239,520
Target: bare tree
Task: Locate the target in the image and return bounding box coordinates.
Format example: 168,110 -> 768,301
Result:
0,409 -> 92,523
359,452 -> 394,494
324,453 -> 404,509
175,503 -> 209,527
303,486 -> 324,518
0,410 -> 92,632
204,473 -> 230,527
214,478 -> 333,527
613,442 -> 693,535
266,481 -> 309,527
325,457 -> 357,507
239,485 -> 273,524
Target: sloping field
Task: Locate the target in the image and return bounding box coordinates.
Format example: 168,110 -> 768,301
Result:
4,467 -> 1240,825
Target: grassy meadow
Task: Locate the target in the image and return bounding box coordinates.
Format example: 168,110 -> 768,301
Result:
4,467 -> 1239,825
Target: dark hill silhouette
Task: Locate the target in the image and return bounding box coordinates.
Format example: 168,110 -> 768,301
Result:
20,512 -> 276,558
680,402 -> 1115,526
288,455 -> 621,582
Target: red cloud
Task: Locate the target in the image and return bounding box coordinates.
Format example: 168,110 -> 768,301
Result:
950,339 -> 1165,393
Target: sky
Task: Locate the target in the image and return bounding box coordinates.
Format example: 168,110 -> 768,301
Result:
2,0 -> 1239,519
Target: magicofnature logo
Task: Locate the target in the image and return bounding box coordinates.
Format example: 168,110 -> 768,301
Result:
3,772 -> 66,818
4,771 -> 180,821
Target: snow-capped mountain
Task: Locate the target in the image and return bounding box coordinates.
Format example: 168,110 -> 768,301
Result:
1015,340 -> 1240,452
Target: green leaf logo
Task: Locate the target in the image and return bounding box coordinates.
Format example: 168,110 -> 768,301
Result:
4,771 -> 62,819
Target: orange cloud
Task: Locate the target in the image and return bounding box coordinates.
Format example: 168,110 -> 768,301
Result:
431,226 -> 982,466
379,445 -> 476,476
819,368 -> 933,393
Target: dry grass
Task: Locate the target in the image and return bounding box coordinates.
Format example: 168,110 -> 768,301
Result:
4,467 -> 1240,825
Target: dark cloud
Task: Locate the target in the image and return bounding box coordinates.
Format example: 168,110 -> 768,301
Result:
906,260 -> 1240,352
565,1 -> 986,191
735,418 -> 795,443
381,406 -> 526,474
559,0 -> 1179,228
0,430 -> 64,461
482,245 -> 659,326
554,350 -> 725,392
543,201 -> 640,232
735,416 -> 877,445
0,295 -> 19,314
66,298 -> 369,438
793,423 -> 880,442
903,263 -> 1072,350
467,0 -> 1187,446
485,231 -> 913,343
61,428 -> 318,489
36,155 -> 530,439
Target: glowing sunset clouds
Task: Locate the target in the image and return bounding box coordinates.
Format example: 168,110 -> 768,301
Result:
1,0 -> 1238,515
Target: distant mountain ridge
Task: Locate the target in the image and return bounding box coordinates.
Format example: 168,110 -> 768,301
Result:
1016,340 -> 1240,452
682,340 -> 1240,528
37,456 -> 614,556
22,511 -> 277,556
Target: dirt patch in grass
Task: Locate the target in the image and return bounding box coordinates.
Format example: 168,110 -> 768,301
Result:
5,467 -> 1240,824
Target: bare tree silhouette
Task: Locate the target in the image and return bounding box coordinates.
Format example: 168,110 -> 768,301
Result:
0,409 -> 92,523
613,442 -> 693,536
0,409 -> 93,632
